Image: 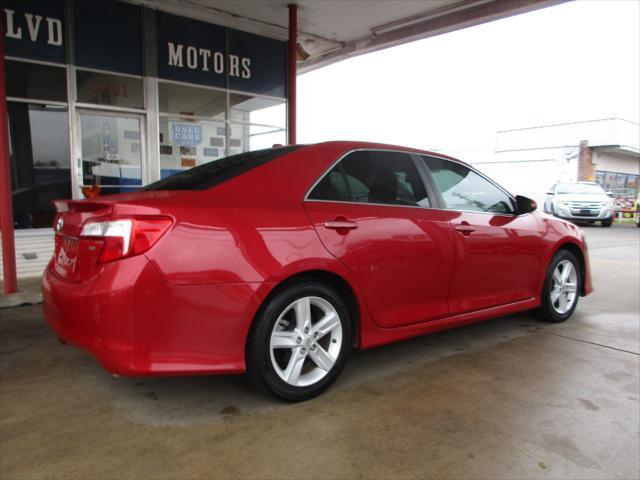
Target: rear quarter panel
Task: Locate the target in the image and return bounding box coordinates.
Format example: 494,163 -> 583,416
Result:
143,143 -> 377,349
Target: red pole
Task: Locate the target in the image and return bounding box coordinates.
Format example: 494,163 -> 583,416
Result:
0,22 -> 18,294
287,3 -> 297,145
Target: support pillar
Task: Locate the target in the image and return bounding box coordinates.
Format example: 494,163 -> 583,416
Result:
0,23 -> 18,293
287,4 -> 297,145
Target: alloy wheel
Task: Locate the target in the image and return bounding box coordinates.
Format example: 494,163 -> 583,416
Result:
550,259 -> 578,314
269,296 -> 343,387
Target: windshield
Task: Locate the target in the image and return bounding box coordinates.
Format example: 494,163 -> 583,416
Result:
556,183 -> 605,195
143,146 -> 302,191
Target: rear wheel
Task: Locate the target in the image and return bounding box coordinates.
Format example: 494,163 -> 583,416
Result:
533,250 -> 581,323
247,280 -> 352,401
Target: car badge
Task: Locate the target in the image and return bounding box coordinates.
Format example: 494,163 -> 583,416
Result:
56,217 -> 64,232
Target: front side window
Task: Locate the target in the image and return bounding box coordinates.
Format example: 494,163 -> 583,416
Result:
308,150 -> 429,207
422,156 -> 514,214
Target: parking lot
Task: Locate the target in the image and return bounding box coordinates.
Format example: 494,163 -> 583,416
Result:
1,224 -> 638,479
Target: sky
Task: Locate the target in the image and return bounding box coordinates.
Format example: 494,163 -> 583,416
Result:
296,0 -> 640,157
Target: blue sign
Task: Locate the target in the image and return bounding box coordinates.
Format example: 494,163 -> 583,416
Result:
156,12 -> 227,90
156,11 -> 286,98
74,0 -> 143,75
3,0 -> 66,64
228,29 -> 286,98
171,123 -> 202,147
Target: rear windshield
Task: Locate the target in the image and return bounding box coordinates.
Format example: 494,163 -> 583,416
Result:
143,146 -> 302,191
556,183 -> 605,194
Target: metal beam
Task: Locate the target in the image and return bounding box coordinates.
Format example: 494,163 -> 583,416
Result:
287,3 -> 297,145
0,22 -> 18,293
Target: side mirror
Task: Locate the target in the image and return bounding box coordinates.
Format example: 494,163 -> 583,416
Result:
606,191 -> 614,198
515,195 -> 537,215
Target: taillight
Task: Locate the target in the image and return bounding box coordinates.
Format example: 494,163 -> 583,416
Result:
79,216 -> 172,263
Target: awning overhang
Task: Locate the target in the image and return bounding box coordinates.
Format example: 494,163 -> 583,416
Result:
129,0 -> 569,73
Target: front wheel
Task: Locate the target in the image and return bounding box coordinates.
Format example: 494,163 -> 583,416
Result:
533,250 -> 581,323
601,217 -> 613,227
247,281 -> 352,401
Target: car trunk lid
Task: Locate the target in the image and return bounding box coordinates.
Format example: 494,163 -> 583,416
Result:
51,192 -> 182,281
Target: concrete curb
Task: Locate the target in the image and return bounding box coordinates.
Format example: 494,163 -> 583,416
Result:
0,276 -> 43,309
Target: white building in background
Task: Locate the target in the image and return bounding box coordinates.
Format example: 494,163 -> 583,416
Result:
471,118 -> 640,206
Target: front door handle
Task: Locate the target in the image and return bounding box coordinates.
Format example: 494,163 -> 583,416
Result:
453,222 -> 475,236
324,219 -> 358,230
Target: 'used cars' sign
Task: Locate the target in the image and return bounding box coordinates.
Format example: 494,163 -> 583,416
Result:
170,123 -> 202,147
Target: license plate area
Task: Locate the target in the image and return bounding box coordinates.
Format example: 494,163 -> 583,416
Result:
53,234 -> 79,278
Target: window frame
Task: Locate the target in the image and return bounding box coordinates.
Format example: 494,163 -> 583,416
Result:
304,148 -> 439,210
419,154 -> 518,216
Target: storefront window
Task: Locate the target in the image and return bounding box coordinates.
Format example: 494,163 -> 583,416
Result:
230,94 -> 286,153
159,82 -> 226,117
78,112 -> 144,193
76,70 -> 144,109
230,94 -> 285,126
8,103 -> 71,229
159,82 -> 227,176
596,170 -> 639,208
5,60 -> 67,102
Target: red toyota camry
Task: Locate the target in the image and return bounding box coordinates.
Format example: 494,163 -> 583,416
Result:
42,142 -> 592,401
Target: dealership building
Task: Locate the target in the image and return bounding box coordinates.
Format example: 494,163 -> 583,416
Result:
0,0 -> 586,287
1,0 -> 292,281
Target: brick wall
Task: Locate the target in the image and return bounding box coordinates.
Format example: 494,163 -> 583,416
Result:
578,140 -> 596,181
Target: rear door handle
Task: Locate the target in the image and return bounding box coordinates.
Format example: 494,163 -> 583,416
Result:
324,219 -> 358,230
453,222 -> 475,236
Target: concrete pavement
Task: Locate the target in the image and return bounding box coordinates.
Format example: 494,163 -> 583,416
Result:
1,224 -> 638,479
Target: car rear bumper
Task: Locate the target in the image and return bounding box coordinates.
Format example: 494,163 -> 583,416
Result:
42,256 -> 267,376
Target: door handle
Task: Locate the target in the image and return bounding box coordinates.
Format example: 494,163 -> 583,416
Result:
453,222 -> 475,236
324,219 -> 358,230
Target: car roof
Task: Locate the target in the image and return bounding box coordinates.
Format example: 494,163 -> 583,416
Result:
294,140 -> 466,165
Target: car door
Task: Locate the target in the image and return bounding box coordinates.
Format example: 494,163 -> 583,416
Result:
420,155 -> 545,315
304,150 -> 456,328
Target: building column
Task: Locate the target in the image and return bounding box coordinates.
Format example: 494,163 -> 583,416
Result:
578,140 -> 595,181
0,23 -> 18,293
287,3 -> 297,145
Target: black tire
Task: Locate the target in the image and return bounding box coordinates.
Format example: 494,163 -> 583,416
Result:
532,250 -> 581,323
601,218 -> 613,227
246,280 -> 352,402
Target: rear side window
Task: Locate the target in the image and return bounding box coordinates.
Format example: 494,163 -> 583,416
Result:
308,150 -> 430,207
143,146 -> 301,191
422,156 -> 515,214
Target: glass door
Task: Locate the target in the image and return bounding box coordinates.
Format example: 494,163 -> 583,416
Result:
77,110 -> 146,196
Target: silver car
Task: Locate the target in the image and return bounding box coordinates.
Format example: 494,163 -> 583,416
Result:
544,182 -> 614,227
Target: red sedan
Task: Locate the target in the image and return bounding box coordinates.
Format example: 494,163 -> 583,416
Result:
42,142 -> 593,401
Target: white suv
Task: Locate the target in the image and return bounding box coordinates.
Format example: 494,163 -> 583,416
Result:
544,182 -> 614,227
